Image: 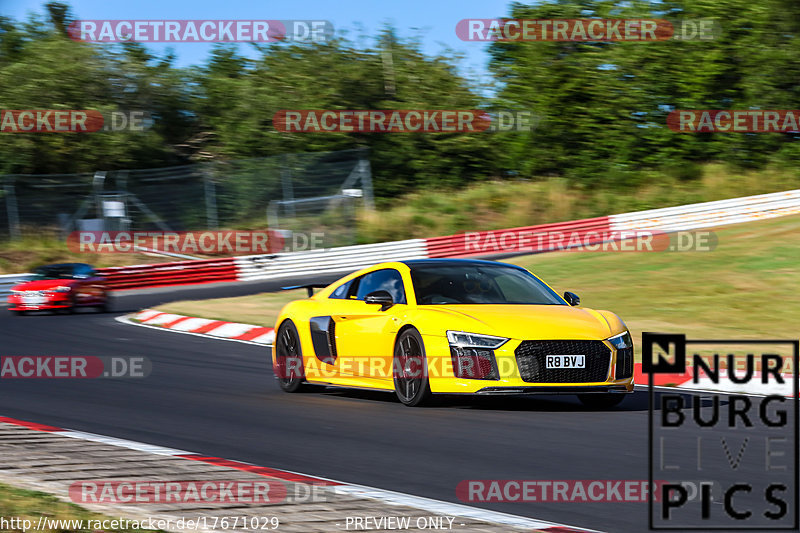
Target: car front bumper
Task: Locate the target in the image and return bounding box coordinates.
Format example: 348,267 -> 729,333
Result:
473,384 -> 633,395
422,334 -> 635,394
7,294 -> 70,311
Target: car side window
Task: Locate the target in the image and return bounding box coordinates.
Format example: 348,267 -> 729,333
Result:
329,279 -> 354,299
354,269 -> 406,304
73,264 -> 93,278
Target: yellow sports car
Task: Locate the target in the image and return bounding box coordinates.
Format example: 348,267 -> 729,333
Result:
272,259 -> 634,407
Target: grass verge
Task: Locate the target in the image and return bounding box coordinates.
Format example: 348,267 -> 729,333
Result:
151,288 -> 307,327
0,481 -> 161,532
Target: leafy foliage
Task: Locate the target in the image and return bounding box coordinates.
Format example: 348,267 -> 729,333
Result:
1,1 -> 800,197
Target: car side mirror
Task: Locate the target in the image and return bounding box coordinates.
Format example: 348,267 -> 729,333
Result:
365,290 -> 394,310
564,291 -> 580,306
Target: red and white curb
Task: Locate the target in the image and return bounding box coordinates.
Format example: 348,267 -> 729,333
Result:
0,415 -> 598,533
122,309 -> 275,346
633,363 -> 795,397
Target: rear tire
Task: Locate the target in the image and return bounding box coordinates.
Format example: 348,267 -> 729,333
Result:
96,291 -> 112,313
577,393 -> 627,409
393,328 -> 432,407
10,310 -> 24,316
274,320 -> 306,392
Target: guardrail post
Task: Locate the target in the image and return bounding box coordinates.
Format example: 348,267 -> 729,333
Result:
280,154 -> 295,218
4,180 -> 21,240
359,158 -> 375,211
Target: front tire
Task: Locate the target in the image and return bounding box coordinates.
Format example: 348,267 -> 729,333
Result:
274,320 -> 306,392
65,294 -> 77,314
393,328 -> 432,407
577,393 -> 627,409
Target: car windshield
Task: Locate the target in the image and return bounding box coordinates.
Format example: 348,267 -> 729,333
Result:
32,265 -> 79,280
409,264 -> 566,305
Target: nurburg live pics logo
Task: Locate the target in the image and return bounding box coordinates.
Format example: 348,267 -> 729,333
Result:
644,332 -> 799,530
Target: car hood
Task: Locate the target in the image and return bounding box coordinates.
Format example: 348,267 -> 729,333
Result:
417,304 -> 620,340
12,279 -> 74,291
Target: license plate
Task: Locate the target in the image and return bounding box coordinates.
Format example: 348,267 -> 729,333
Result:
22,295 -> 46,305
546,355 -> 585,369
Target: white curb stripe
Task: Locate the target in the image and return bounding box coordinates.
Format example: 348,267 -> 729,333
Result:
684,372 -> 793,397
205,322 -> 258,338
58,430 -> 191,456
143,313 -> 185,325
170,317 -> 216,331
116,316 -> 276,347
134,309 -> 162,321
127,309 -> 275,345
249,331 -> 276,345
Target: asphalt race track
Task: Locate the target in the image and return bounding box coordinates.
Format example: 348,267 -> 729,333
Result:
0,281 -> 789,532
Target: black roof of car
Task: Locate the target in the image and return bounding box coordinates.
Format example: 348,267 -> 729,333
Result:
401,258 -> 526,270
36,263 -> 92,269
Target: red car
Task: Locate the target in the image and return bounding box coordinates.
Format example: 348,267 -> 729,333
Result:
7,263 -> 110,315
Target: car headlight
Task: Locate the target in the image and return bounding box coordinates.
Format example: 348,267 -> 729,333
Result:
446,331 -> 507,380
607,331 -> 633,350
50,286 -> 71,293
446,331 -> 509,349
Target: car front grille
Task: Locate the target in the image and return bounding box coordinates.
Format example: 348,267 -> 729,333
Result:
515,340 -> 611,383
615,347 -> 634,379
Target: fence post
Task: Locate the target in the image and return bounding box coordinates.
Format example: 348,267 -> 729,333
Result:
281,154 -> 295,218
360,157 -> 375,210
204,167 -> 218,230
4,180 -> 21,240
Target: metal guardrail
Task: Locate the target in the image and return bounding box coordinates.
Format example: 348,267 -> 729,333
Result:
2,188 -> 799,292
609,189 -> 800,231
0,273 -> 33,299
235,239 -> 428,281
97,258 -> 238,290
424,188 -> 800,258
424,216 -> 612,258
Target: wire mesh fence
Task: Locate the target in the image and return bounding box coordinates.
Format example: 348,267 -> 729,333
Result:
0,149 -> 373,249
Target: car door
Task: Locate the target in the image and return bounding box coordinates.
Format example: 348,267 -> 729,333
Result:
72,264 -> 103,305
333,268 -> 409,382
301,278 -> 360,380
84,267 -> 107,304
